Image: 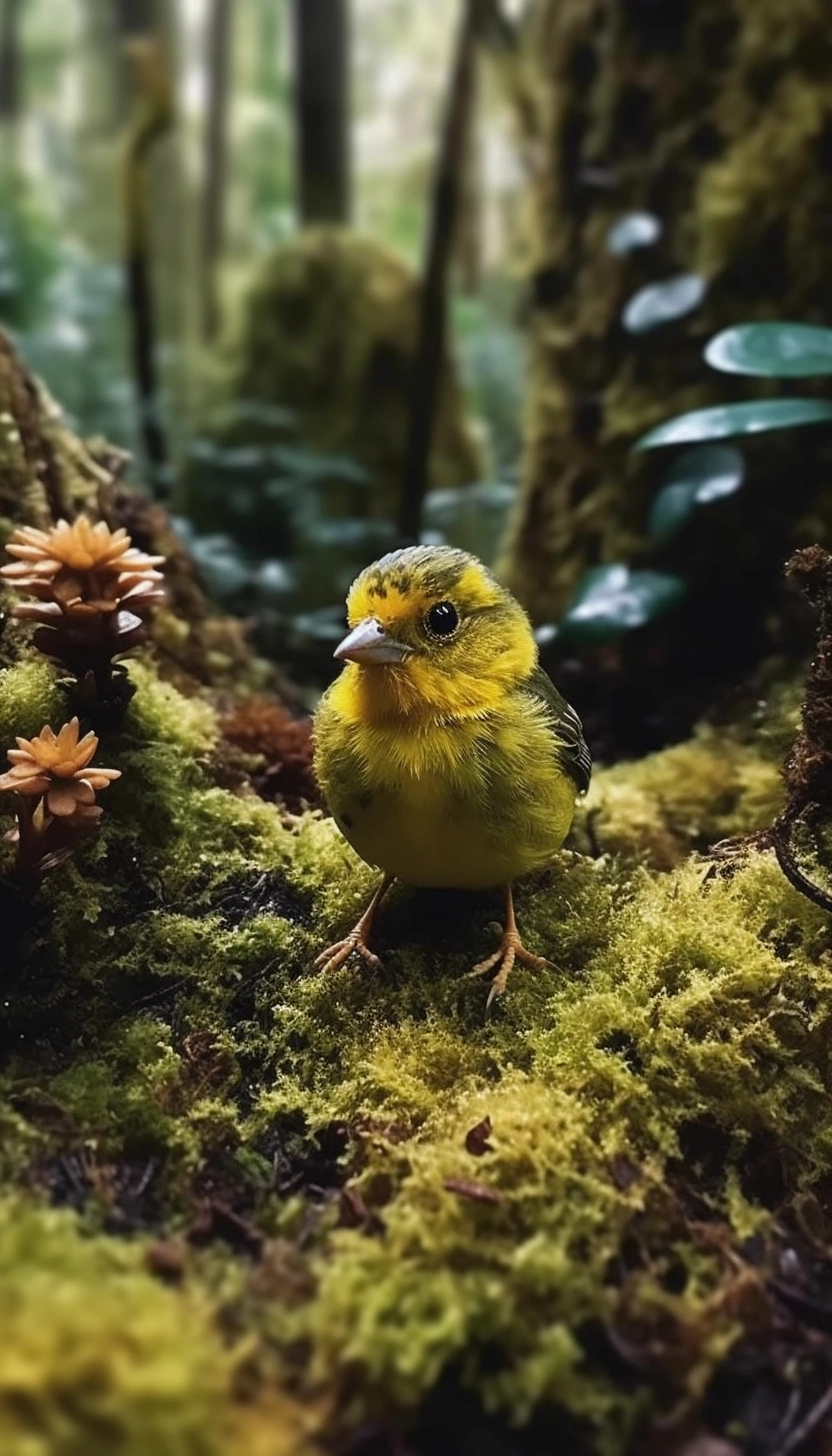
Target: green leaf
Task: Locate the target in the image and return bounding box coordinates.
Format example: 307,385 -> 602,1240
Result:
635,398 -> 832,450
558,565 -> 686,645
705,323 -> 832,377
648,483 -> 697,542
648,445 -> 744,542
607,212 -> 662,257
622,273 -> 707,334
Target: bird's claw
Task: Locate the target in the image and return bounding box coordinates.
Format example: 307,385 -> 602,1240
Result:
314,931 -> 384,976
468,928 -> 550,1007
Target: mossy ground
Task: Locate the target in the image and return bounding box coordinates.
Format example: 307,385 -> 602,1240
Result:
1,645 -> 829,1453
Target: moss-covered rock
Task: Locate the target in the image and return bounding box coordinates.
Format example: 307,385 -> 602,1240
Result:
183,228 -> 482,534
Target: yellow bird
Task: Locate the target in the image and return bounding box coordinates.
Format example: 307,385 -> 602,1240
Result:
313,545 -> 591,1002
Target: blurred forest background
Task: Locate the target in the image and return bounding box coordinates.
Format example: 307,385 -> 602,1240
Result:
4,0 -> 832,759
0,0 -> 529,675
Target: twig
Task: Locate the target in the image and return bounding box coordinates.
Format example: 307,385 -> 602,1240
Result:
770,809 -> 832,916
771,1377 -> 832,1456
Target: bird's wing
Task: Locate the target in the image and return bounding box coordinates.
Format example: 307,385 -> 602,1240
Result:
521,665 -> 592,794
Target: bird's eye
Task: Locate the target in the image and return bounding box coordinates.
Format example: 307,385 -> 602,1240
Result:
425,601 -> 459,638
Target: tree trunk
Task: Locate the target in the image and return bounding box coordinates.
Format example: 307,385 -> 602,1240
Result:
0,0 -> 22,121
290,0 -> 350,225
398,0 -> 479,543
112,0 -> 155,119
455,56 -> 483,296
123,38 -> 174,497
78,0 -> 122,138
200,0 -> 234,341
498,0 -> 832,756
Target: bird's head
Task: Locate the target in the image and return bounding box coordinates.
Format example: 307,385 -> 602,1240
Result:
334,546 -> 536,721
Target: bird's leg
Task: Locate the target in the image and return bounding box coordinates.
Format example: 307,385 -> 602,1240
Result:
470,883 -> 549,1007
314,875 -> 394,975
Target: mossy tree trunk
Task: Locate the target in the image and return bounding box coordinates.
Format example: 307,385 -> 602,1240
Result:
496,0 -> 832,753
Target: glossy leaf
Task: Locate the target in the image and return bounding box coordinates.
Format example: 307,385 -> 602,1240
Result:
666,443 -> 744,500
189,533 -> 252,602
648,483 -> 698,543
607,212 -> 662,257
648,445 -> 744,542
636,398 -> 832,450
558,565 -> 686,645
622,273 -> 707,334
705,323 -> 832,378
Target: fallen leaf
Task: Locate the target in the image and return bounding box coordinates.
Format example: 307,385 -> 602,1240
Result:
464,1116 -> 493,1157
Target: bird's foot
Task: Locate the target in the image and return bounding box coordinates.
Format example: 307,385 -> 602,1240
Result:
314,927 -> 383,976
469,928 -> 549,1008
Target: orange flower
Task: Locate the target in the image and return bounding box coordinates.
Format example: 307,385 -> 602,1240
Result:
1,516 -> 165,619
0,718 -> 121,818
3,516 -> 162,577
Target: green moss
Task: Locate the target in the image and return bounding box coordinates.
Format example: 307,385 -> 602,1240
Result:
0,656 -> 64,747
0,1199 -> 234,1456
254,850 -> 829,1445
3,630 -> 831,1450
575,726 -> 785,868
305,1073 -> 643,1435
125,660 -> 219,756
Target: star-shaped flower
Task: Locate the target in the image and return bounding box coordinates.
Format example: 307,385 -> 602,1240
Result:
0,718 -> 121,818
1,516 -> 165,619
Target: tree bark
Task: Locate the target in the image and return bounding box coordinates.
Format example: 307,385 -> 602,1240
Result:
200,0 -> 234,341
290,0 -> 351,225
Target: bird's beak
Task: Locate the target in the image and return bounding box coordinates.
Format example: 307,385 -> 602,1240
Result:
334,617 -> 411,665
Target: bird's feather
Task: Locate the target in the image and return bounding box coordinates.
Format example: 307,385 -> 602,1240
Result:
520,665 -> 592,795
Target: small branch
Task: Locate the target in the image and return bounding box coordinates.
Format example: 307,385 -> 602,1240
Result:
770,809 -> 832,916
771,1378 -> 832,1456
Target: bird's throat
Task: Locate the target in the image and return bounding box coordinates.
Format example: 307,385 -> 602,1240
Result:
337,658 -> 504,728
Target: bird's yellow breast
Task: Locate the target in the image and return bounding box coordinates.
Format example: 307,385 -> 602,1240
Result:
314,677 -> 577,890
